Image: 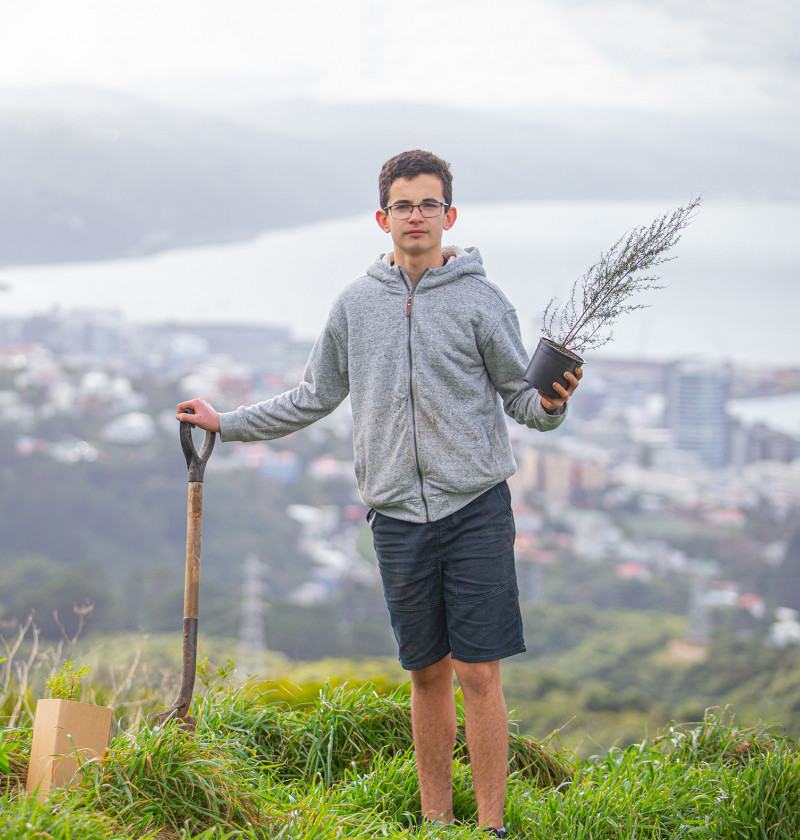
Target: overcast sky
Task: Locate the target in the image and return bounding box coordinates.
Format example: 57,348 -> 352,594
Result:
1,0 -> 798,125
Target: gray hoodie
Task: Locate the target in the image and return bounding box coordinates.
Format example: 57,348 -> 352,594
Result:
219,246 -> 566,522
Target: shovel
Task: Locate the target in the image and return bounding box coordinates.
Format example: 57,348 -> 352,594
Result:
156,410 -> 215,729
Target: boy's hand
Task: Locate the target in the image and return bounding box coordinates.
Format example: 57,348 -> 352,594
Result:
540,367 -> 582,414
176,399 -> 221,433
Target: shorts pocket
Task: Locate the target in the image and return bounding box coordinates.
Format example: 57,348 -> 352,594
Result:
491,481 -> 514,517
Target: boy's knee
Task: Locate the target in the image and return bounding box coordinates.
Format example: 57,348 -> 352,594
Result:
453,660 -> 502,698
411,656 -> 454,693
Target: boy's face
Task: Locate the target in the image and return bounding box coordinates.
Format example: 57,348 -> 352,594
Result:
375,174 -> 457,263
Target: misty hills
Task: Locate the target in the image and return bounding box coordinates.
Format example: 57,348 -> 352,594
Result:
0,87 -> 795,267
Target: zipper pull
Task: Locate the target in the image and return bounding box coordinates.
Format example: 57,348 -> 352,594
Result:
406,292 -> 412,317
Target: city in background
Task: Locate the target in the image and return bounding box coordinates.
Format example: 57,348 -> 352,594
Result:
2,308 -> 800,651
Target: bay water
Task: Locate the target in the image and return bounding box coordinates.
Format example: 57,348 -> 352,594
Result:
1,199 -> 798,369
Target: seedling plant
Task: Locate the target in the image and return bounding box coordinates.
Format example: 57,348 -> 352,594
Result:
542,197 -> 701,354
45,660 -> 91,702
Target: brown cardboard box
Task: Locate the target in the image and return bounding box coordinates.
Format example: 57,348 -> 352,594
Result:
26,698 -> 113,800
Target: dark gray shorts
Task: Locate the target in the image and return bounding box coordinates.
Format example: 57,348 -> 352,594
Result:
370,481 -> 525,671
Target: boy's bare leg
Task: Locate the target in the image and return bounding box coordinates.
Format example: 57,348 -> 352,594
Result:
452,659 -> 508,830
410,655 -> 457,824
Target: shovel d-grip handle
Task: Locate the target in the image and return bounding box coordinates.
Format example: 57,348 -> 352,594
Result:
180,409 -> 216,483
156,413 -> 216,729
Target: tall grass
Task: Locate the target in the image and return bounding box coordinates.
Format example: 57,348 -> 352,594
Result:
0,789 -> 160,840
199,679 -> 572,789
654,705 -> 786,766
505,708 -> 800,839
0,727 -> 30,798
3,657 -> 800,839
70,724 -> 271,837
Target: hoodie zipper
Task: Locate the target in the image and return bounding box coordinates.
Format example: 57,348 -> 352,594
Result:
404,279 -> 430,521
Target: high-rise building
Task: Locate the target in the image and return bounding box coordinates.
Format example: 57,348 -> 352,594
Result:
665,360 -> 730,469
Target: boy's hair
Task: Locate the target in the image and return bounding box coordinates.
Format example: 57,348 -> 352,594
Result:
379,150 -> 453,209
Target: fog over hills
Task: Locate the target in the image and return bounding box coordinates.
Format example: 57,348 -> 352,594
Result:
0,87 -> 795,267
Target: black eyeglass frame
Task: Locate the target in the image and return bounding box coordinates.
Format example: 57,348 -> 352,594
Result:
383,201 -> 451,219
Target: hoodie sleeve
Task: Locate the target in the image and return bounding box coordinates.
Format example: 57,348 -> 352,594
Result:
218,315 -> 350,442
481,309 -> 567,432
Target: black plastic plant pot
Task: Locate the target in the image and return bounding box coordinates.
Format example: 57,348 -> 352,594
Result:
524,338 -> 585,399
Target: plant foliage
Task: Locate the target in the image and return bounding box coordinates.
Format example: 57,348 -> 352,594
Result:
0,732 -> 9,775
45,659 -> 90,702
542,197 -> 701,353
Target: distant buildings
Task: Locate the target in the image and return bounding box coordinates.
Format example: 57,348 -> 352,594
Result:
729,420 -> 800,466
665,360 -> 730,469
0,311 -> 306,379
2,312 -> 799,509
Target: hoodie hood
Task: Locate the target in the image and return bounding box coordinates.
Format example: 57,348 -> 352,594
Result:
366,245 -> 486,291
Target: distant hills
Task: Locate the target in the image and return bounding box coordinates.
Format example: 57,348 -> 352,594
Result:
1,87 -> 796,267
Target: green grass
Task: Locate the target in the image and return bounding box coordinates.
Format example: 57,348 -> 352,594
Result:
3,676 -> 799,839
200,680 -> 570,790
6,615 -> 800,836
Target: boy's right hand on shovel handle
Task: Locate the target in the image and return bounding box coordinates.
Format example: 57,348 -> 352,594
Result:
176,399 -> 221,433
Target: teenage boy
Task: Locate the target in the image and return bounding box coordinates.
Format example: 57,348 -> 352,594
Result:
177,150 -> 581,836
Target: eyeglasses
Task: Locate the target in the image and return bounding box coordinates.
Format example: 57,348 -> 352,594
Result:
384,201 -> 449,220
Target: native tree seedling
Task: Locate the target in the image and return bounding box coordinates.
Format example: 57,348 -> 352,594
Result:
541,196 -> 702,354
45,660 -> 91,702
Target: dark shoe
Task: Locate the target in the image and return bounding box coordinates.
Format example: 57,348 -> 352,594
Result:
484,829 -> 508,839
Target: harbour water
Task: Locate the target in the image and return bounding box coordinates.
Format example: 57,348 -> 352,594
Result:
728,392 -> 800,437
0,198 -> 798,369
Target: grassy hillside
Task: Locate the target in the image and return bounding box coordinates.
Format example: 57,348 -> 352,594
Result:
2,679 -> 798,839
4,610 -> 800,837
